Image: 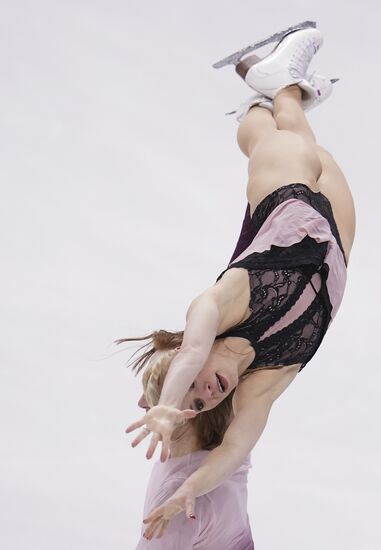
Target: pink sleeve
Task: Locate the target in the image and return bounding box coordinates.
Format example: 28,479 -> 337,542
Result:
135,479 -> 207,550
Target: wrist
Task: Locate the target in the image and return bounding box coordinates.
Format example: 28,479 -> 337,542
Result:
180,477 -> 197,497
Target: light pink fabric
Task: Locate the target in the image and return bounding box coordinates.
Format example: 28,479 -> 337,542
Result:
232,199 -> 347,321
135,450 -> 254,550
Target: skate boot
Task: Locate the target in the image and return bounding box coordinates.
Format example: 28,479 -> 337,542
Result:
231,74 -> 338,123
236,27 -> 323,100
303,74 -> 337,111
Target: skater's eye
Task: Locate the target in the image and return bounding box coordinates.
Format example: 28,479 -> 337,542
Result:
193,399 -> 204,412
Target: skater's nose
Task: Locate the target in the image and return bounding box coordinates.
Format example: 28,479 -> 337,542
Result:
202,380 -> 215,398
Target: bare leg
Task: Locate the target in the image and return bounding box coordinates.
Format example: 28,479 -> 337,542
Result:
273,86 -> 317,144
236,85 -> 355,260
272,87 -> 356,258
236,86 -> 323,211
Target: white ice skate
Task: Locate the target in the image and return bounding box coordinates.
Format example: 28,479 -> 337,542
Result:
303,73 -> 338,111
230,74 -> 338,123
238,27 -> 323,99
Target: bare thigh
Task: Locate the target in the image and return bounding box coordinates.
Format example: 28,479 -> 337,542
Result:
246,129 -> 322,213
245,133 -> 355,262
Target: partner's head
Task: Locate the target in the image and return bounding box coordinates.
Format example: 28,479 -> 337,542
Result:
140,348 -> 176,409
123,330 -> 234,449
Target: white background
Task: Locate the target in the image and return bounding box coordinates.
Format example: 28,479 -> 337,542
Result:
1,1 -> 380,549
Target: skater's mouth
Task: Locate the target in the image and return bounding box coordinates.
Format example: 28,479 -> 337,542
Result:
216,373 -> 229,394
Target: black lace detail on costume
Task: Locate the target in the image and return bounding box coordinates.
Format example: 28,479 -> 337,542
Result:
253,292 -> 329,371
250,183 -> 346,262
220,268 -> 310,343
216,263 -> 330,371
226,236 -> 328,275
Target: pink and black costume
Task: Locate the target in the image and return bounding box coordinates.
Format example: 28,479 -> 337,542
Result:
216,183 -> 347,372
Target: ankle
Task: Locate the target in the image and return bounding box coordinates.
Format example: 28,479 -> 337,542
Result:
273,85 -> 303,116
276,85 -> 302,101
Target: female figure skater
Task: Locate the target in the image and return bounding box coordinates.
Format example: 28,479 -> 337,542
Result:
122,26 -> 356,539
135,341 -> 254,548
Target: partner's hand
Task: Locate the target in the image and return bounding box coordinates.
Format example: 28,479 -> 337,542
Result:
142,485 -> 196,540
125,405 -> 197,461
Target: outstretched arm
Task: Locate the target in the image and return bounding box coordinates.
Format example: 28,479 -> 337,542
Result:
126,288 -> 222,459
127,272 -> 252,460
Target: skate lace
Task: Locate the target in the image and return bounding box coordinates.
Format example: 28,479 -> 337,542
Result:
289,38 -> 319,79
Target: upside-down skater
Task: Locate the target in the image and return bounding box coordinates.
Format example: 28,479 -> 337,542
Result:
121,23 -> 356,544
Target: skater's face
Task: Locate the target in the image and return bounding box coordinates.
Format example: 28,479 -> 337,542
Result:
181,348 -> 239,412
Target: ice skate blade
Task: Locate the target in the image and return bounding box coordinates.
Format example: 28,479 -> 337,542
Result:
213,20 -> 317,69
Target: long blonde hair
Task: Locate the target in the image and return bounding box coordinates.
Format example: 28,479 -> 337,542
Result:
116,330 -> 234,450
115,329 -> 183,374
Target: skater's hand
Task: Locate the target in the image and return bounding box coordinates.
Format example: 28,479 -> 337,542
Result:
125,405 -> 197,461
142,485 -> 196,540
